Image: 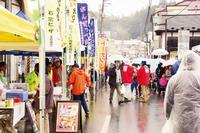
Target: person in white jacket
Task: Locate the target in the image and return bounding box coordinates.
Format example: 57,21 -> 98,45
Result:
164,51 -> 200,133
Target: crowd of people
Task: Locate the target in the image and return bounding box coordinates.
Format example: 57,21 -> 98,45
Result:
107,60 -> 151,104
0,50 -> 200,133
107,51 -> 200,133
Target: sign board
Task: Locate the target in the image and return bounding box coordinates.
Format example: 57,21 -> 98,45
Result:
55,101 -> 82,133
178,30 -> 190,59
25,101 -> 38,132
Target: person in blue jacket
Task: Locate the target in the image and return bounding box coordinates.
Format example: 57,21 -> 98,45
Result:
172,60 -> 181,75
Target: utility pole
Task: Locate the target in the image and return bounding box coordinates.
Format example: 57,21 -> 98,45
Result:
100,0 -> 110,33
5,0 -> 12,82
100,0 -> 105,33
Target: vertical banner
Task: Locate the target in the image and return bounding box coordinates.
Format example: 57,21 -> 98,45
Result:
89,18 -> 96,57
178,30 -> 190,59
59,0 -> 66,47
77,3 -> 89,46
98,34 -> 107,72
66,0 -> 77,65
46,0 -> 57,47
46,0 -> 65,49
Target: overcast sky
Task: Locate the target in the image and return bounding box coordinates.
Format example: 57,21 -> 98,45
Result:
87,0 -> 183,16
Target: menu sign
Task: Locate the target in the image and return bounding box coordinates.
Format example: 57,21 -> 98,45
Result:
56,101 -> 81,133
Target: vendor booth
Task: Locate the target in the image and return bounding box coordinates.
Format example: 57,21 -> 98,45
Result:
0,5 -> 38,51
0,5 -> 66,133
0,5 -> 38,132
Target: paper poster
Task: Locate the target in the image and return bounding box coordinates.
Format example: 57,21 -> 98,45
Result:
56,102 -> 79,132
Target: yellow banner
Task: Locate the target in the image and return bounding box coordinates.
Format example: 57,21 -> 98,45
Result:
98,36 -> 107,72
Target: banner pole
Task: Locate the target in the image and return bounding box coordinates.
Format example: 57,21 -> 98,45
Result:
39,0 -> 46,132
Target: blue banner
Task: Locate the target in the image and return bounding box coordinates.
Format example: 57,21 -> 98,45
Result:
89,18 -> 96,57
77,3 -> 89,46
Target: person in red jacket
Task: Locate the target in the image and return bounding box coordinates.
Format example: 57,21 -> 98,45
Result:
52,58 -> 62,87
121,63 -> 134,100
137,61 -> 151,102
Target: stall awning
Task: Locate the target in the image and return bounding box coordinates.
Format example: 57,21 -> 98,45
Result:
0,6 -> 38,51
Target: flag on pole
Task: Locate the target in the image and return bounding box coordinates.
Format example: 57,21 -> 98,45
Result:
77,3 -> 89,46
45,0 -> 65,48
66,0 -> 78,65
98,34 -> 107,72
89,18 -> 96,57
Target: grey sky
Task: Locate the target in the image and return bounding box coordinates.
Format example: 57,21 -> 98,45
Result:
87,0 -> 182,16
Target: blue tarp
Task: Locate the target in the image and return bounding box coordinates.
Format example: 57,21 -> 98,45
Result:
16,11 -> 31,22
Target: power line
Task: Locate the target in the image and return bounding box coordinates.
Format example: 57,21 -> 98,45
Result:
100,0 -> 111,33
166,0 -> 194,20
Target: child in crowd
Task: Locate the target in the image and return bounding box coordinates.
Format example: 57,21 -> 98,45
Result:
159,74 -> 168,95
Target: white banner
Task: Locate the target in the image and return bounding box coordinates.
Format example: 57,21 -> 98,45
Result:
178,30 -> 190,59
45,0 -> 65,49
66,0 -> 78,65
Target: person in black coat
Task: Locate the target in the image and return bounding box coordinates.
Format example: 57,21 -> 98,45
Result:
156,63 -> 165,94
108,62 -> 126,105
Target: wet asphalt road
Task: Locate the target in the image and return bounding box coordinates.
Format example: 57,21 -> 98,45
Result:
17,85 -> 165,133
82,85 -> 166,133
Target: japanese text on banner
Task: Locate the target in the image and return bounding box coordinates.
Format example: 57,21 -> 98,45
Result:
98,34 -> 107,72
77,3 -> 89,46
46,0 -> 65,48
89,18 -> 96,57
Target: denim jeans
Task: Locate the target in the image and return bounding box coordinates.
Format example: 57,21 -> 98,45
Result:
73,93 -> 89,113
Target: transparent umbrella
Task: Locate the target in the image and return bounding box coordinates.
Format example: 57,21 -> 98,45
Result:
152,49 -> 169,56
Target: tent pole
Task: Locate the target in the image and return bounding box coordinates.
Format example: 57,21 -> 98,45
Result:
39,0 -> 46,132
62,48 -> 67,100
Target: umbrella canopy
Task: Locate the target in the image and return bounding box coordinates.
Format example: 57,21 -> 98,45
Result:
192,45 -> 200,52
0,6 -> 38,51
107,54 -> 125,64
152,49 -> 169,56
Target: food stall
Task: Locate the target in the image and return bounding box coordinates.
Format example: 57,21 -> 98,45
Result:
0,5 -> 38,132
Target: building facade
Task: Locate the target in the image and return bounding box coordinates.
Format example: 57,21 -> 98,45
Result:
152,0 -> 200,58
108,39 -> 148,59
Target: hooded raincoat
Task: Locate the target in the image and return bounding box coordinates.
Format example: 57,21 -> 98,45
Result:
164,51 -> 200,133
